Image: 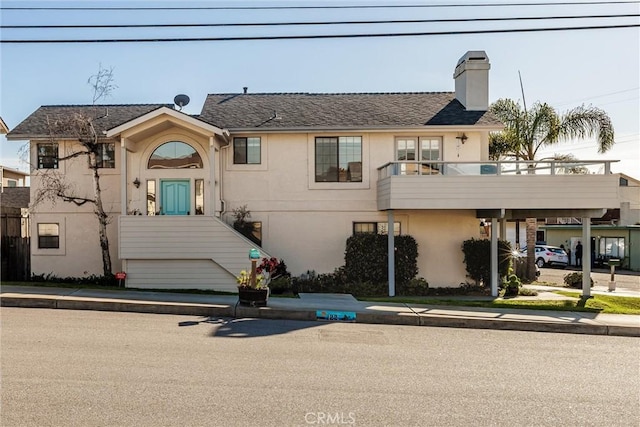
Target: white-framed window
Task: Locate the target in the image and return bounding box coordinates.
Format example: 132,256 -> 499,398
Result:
353,222 -> 400,236
233,137 -> 261,164
148,141 -> 203,169
146,180 -> 156,215
96,143 -> 115,168
315,136 -> 362,182
195,179 -> 204,215
37,223 -> 59,249
395,137 -> 442,175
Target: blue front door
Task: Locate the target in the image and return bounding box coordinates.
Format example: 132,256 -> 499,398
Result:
161,180 -> 190,215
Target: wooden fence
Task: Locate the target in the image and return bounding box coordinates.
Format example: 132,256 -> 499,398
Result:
1,236 -> 31,281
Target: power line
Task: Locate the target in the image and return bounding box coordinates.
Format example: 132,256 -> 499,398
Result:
3,14 -> 637,29
552,87 -> 640,107
2,23 -> 637,43
2,1 -> 639,10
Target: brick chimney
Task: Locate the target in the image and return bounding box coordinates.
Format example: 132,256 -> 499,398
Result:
453,51 -> 490,111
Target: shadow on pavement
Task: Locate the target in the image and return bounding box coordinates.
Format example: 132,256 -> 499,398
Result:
179,316 -> 324,338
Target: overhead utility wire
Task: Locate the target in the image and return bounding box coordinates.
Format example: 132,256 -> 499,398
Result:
551,87 -> 640,106
2,23 -> 637,43
2,1 -> 639,10
3,14 -> 637,29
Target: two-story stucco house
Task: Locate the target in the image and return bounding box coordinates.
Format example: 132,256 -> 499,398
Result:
7,51 -> 619,295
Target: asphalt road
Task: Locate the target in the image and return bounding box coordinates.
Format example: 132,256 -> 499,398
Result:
2,308 -> 639,427
537,266 -> 640,291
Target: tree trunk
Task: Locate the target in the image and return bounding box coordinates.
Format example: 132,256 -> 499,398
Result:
525,217 -> 537,280
90,152 -> 112,277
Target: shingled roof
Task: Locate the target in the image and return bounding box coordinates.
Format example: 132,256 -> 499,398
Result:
8,93 -> 502,138
7,104 -> 172,139
198,92 -> 503,130
0,187 -> 30,209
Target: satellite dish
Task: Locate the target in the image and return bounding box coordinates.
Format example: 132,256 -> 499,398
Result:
173,94 -> 190,110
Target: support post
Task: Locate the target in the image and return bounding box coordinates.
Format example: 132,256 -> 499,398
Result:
491,217 -> 498,297
250,259 -> 257,288
387,210 -> 395,297
582,217 -> 591,298
609,263 -> 616,291
120,138 -> 127,215
208,136 -> 215,216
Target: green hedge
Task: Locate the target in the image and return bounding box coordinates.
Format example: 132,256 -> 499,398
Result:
291,269 -> 430,297
344,233 -> 418,285
461,238 -> 512,285
30,273 -> 117,287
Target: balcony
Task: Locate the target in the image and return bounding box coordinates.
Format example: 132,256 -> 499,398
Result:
377,160 -> 620,215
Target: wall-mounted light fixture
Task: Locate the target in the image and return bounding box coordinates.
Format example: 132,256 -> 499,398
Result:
133,178 -> 140,188
456,133 -> 468,144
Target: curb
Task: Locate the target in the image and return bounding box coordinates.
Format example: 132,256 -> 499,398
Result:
2,295 -> 638,337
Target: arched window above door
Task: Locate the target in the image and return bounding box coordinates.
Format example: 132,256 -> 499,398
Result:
148,141 -> 203,169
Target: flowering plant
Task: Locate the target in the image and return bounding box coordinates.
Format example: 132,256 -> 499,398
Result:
236,270 -> 266,289
256,257 -> 288,286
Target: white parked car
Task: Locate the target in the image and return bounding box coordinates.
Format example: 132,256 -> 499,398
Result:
520,245 -> 569,268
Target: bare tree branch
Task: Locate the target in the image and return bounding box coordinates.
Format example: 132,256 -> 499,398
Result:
88,64 -> 117,105
35,64 -> 117,277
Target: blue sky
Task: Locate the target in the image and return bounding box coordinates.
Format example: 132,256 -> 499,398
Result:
1,0 -> 638,176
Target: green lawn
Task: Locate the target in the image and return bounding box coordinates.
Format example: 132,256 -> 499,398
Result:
362,293 -> 640,315
554,291 -> 640,315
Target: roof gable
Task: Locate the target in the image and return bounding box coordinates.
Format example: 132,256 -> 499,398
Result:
7,104 -> 172,140
106,106 -> 226,139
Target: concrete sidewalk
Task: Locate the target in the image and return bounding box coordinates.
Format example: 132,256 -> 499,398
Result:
1,285 -> 638,337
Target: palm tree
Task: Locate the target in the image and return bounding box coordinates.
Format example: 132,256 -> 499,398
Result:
489,99 -> 614,280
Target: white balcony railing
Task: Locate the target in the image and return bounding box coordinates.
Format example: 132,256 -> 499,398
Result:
378,160 -> 616,180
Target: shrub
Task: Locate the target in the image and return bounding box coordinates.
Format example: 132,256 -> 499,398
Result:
461,238 -> 512,286
396,277 -> 429,295
501,273 -> 521,297
291,268 -> 347,294
30,273 -> 117,287
269,276 -> 292,295
563,272 -> 594,288
517,287 -> 539,297
344,233 -> 418,285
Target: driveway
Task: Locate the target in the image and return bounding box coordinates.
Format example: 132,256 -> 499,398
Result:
537,266 -> 640,292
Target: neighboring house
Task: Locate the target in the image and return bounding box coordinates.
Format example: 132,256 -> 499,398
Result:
1,166 -> 29,191
543,173 -> 640,271
1,118 -> 30,191
7,51 -> 620,293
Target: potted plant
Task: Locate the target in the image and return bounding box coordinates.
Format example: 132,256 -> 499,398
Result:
236,270 -> 269,307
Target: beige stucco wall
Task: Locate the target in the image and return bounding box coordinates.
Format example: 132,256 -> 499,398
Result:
28,139 -> 122,277
30,211 -> 120,277
248,209 -> 479,287
28,126 -> 491,287
221,130 -> 487,287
